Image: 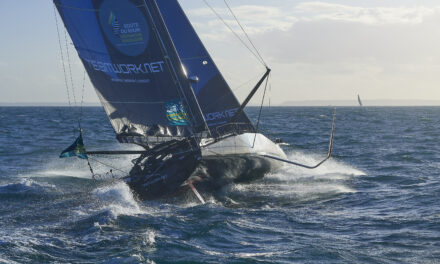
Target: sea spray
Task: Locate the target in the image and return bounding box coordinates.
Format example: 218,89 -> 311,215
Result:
93,181 -> 145,218
220,151 -> 363,204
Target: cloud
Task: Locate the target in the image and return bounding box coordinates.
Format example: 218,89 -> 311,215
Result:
187,5 -> 297,39
295,2 -> 437,25
188,2 -> 440,65
182,2 -> 440,102
0,61 -> 7,68
187,2 -> 438,41
256,12 -> 440,65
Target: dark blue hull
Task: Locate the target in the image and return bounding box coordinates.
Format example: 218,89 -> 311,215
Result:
123,139 -> 201,200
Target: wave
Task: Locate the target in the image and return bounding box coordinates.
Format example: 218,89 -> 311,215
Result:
0,178 -> 56,194
92,181 -> 146,219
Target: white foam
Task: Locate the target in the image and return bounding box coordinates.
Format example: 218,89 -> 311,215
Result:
143,230 -> 156,247
93,181 -> 146,218
228,151 -> 363,200
272,151 -> 366,181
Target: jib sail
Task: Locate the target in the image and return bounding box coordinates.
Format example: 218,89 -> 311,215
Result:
157,0 -> 255,137
53,0 -> 208,145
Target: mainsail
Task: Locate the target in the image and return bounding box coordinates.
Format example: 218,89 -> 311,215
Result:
358,94 -> 363,106
157,0 -> 255,137
54,0 -> 208,145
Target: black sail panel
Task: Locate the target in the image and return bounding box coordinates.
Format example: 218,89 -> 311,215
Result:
54,0 -> 207,144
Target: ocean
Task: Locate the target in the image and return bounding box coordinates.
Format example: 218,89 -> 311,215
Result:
0,106 -> 439,263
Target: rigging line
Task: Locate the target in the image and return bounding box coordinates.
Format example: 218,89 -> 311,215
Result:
268,83 -> 272,109
86,157 -> 98,183
53,5 -> 72,109
78,69 -> 87,127
202,0 -> 265,67
207,71 -> 263,110
87,156 -> 130,175
252,73 -> 269,148
231,72 -> 263,92
64,28 -> 77,108
223,0 -> 267,67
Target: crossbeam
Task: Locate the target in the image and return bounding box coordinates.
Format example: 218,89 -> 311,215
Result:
85,150 -> 147,155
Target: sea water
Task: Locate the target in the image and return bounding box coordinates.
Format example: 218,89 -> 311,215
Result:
0,106 -> 439,263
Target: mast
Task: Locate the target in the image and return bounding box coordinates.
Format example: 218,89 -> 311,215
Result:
141,0 -> 210,136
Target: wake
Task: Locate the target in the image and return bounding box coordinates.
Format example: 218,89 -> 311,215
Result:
224,151 -> 365,203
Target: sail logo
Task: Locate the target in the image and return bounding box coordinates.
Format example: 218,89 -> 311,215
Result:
108,14 -> 144,44
108,12 -> 120,36
99,0 -> 149,57
84,59 -> 164,75
166,100 -> 189,126
205,108 -> 238,122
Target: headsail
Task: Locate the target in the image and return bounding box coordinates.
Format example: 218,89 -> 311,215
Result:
53,0 -> 208,145
157,0 -> 255,137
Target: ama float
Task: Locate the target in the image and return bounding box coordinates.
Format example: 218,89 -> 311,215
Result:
55,0 -> 335,202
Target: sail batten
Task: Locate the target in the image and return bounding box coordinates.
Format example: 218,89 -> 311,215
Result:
54,0 -> 208,144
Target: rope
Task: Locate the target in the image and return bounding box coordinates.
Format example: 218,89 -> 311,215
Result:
205,72 -> 262,111
231,72 -> 263,92
223,0 -> 267,67
53,5 -> 72,109
84,155 -> 131,185
252,74 -> 269,148
87,156 -> 130,176
54,5 -> 102,183
86,157 -> 98,183
78,69 -> 87,127
202,0 -> 266,67
64,29 -> 77,108
54,4 -> 129,187
268,84 -> 272,109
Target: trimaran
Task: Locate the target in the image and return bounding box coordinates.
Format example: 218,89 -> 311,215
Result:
55,0 -> 335,202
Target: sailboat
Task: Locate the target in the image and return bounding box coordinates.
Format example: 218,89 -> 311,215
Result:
55,0 -> 335,201
358,94 -> 363,106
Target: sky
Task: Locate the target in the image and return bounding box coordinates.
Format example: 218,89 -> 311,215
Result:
1,0 -> 440,106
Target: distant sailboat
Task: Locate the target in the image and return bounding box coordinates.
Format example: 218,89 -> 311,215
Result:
358,95 -> 363,106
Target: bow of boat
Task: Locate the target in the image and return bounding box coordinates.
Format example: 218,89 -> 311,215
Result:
190,133 -> 287,189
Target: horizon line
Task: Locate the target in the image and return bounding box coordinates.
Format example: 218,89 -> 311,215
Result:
2,99 -> 440,107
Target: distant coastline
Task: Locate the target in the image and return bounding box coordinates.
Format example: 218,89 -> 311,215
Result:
281,100 -> 440,107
